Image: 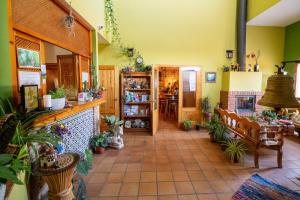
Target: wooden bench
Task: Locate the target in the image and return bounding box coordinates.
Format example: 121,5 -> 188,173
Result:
217,109 -> 284,168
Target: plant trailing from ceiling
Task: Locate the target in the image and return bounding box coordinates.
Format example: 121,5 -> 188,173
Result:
104,0 -> 144,67
64,1 -> 75,37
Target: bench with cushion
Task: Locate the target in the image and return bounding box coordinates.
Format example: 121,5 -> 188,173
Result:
217,109 -> 284,168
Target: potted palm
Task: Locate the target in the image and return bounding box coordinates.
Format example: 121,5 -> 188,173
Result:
90,134 -> 108,154
225,139 -> 247,163
202,97 -> 212,124
49,86 -> 66,110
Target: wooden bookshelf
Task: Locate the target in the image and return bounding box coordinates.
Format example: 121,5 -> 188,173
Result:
121,72 -> 152,134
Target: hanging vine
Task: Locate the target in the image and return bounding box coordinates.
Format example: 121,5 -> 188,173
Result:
104,0 -> 150,71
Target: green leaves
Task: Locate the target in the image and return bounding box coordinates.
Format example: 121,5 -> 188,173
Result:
76,149 -> 94,176
225,139 -> 247,163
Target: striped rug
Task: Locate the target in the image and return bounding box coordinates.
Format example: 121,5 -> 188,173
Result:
232,174 -> 300,200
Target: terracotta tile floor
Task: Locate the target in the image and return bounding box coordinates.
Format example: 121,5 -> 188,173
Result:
86,120 -> 300,200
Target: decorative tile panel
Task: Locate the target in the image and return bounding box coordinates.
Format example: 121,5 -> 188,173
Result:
45,108 -> 95,154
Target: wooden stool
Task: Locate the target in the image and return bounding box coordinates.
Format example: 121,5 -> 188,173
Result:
159,99 -> 166,114
169,102 -> 178,120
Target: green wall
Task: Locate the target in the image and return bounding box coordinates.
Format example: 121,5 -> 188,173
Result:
284,21 -> 300,75
0,0 -> 13,99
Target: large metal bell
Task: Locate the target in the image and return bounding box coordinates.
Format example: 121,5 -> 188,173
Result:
258,74 -> 300,109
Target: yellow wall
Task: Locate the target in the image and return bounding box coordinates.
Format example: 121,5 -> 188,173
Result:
247,0 -> 280,21
246,26 -> 285,90
71,0 -> 105,33
222,72 -> 263,91
99,0 -> 237,108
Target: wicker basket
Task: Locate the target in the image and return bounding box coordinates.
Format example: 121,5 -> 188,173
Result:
38,153 -> 80,200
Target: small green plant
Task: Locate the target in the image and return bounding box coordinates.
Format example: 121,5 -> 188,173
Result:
49,86 -> 65,99
225,139 -> 247,163
90,134 -> 108,148
214,123 -> 227,143
206,115 -> 221,133
262,110 -> 277,121
183,120 -> 193,130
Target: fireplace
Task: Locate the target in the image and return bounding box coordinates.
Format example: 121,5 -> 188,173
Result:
220,91 -> 263,116
236,96 -> 255,113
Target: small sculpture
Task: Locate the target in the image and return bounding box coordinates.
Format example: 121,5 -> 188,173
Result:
39,145 -> 58,168
102,115 -> 124,149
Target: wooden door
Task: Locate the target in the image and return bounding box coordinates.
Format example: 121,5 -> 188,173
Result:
178,66 -> 202,127
152,65 -> 160,135
99,66 -> 119,130
57,54 -> 79,100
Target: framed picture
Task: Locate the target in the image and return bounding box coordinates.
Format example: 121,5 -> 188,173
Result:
206,72 -> 216,83
18,70 -> 41,89
20,85 -> 39,112
17,48 -> 40,68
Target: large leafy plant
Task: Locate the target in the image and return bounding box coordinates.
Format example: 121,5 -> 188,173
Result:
0,146 -> 30,184
102,115 -> 123,132
0,97 -> 14,117
225,139 -> 247,163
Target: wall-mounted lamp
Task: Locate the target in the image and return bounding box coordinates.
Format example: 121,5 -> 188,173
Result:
226,50 -> 234,59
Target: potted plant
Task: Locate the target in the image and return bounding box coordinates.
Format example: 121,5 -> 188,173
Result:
225,139 -> 247,163
214,123 -> 228,149
90,134 -> 108,154
262,110 -> 277,122
49,86 -> 66,110
202,97 -> 212,124
206,115 -> 221,142
183,120 -> 192,131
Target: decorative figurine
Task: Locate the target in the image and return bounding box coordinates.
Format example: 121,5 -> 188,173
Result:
39,145 -> 58,168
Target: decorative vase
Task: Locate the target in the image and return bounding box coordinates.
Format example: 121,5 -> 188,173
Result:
51,98 -> 66,110
0,183 -> 6,200
254,64 -> 260,72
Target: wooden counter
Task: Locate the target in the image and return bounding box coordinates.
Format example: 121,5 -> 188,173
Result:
34,98 -> 106,127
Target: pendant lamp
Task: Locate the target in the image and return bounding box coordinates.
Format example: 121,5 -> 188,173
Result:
258,61 -> 300,110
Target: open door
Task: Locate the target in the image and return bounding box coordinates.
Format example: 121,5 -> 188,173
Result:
152,65 -> 160,135
178,66 -> 202,127
99,65 -> 119,130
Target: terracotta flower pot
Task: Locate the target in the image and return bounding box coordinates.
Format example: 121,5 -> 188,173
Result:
95,147 -> 105,154
209,133 -> 216,142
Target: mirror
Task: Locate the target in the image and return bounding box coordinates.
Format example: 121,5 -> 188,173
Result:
182,70 -> 197,107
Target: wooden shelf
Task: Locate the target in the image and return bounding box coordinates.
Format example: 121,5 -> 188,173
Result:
123,72 -> 151,77
124,115 -> 151,118
125,102 -> 150,105
125,89 -> 151,92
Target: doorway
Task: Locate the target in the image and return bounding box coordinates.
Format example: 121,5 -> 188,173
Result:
158,66 -> 179,129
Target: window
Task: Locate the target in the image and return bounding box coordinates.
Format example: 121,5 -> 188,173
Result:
296,64 -> 300,98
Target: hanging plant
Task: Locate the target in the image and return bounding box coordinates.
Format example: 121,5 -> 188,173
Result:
63,1 -> 76,37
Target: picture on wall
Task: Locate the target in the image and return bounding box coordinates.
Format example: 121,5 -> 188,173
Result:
20,85 -> 39,112
17,48 -> 40,68
206,72 -> 216,83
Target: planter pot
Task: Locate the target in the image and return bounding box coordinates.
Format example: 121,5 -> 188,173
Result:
220,144 -> 227,151
195,124 -> 201,131
51,98 -> 65,110
94,147 -> 105,154
233,156 -> 239,163
0,183 -> 6,200
209,133 -> 216,142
